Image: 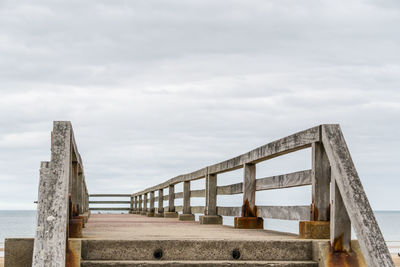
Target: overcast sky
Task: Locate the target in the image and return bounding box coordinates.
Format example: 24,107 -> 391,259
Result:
0,0 -> 399,211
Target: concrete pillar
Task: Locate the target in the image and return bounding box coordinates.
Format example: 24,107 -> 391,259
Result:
147,191 -> 155,217
134,196 -> 138,214
300,142 -> 330,239
129,195 -> 134,214
200,169 -> 222,224
179,181 -> 195,221
234,163 -> 263,229
141,193 -> 148,215
164,184 -> 178,218
138,195 -> 143,213
156,189 -> 164,217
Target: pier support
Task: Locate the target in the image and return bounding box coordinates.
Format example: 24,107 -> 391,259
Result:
147,191 -> 155,217
200,170 -> 222,224
156,189 -> 164,217
179,181 -> 195,221
164,184 -> 178,218
300,142 -> 330,239
234,163 -> 263,229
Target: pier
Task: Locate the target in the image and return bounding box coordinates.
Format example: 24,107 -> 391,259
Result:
4,121 -> 394,266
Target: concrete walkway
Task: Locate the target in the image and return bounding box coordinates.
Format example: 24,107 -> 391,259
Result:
82,214 -> 298,241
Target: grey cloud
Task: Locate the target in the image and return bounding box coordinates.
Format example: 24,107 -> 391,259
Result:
0,0 -> 399,210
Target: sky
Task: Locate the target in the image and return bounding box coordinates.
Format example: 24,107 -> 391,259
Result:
0,0 -> 399,211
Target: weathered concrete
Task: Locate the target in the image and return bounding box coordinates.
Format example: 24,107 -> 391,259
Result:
199,215 -> 222,225
178,214 -> 195,221
69,218 -> 83,238
66,239 -> 81,267
312,240 -> 367,267
81,260 -> 318,266
234,216 -> 264,229
299,221 -> 330,239
4,238 -> 34,267
81,239 -> 314,261
164,211 -> 178,218
82,214 -> 295,241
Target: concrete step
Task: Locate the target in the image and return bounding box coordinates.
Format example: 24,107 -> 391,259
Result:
81,260 -> 318,267
81,239 -> 314,261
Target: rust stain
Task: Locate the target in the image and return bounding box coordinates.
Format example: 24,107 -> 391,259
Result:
327,247 -> 361,267
241,200 -> 257,217
65,242 -> 78,267
312,204 -> 319,221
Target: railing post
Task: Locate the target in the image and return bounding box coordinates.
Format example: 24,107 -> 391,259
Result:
299,141 -> 331,239
147,191 -> 155,217
134,196 -> 138,214
234,163 -> 263,229
331,177 -> 351,252
179,181 -> 195,221
129,195 -> 134,214
156,189 -> 164,217
138,195 -> 143,213
200,168 -> 222,224
141,193 -> 148,215
164,184 -> 178,218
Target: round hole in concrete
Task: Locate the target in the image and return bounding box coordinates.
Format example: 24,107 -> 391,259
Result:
153,248 -> 163,260
232,249 -> 241,260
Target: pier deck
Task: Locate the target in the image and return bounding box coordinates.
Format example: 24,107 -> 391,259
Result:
82,213 -> 297,241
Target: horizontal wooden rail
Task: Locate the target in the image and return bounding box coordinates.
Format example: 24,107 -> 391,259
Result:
133,126 -> 320,196
89,207 -> 131,211
90,194 -> 132,197
257,206 -> 310,221
256,170 -> 312,191
89,201 -> 130,204
129,124 -> 392,267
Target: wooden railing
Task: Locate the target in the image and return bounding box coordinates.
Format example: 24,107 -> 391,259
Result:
131,124 -> 394,267
32,121 -> 89,267
89,194 -> 132,211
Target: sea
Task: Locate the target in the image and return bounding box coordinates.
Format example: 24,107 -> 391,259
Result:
0,210 -> 399,257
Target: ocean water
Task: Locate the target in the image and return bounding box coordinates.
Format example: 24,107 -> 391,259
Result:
0,210 -> 399,256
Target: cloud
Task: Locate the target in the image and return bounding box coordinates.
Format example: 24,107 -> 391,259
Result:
0,0 -> 399,211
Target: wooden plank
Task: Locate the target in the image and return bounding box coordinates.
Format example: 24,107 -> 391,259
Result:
175,192 -> 183,199
205,170 -> 217,215
208,126 -> 320,174
89,201 -> 131,204
312,142 -> 330,221
217,206 -> 241,217
191,206 -> 205,214
89,207 -> 131,211
322,124 -> 393,266
242,163 -> 256,216
331,176 -> 351,251
89,194 -> 132,197
255,170 -> 312,191
217,183 -> 243,195
33,121 -> 72,267
257,206 -> 310,221
190,189 -> 205,198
